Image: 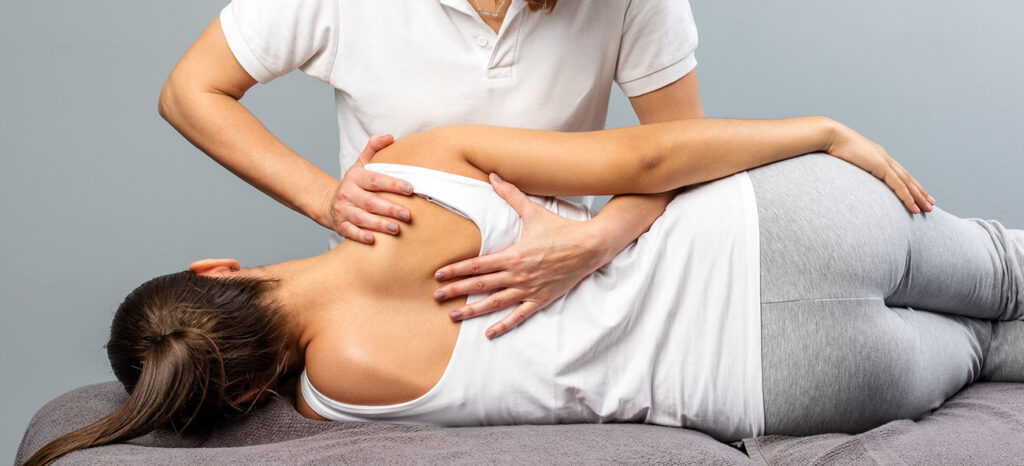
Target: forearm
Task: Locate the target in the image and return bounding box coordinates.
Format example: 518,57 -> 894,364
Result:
638,116 -> 837,192
585,191 -> 678,260
455,116 -> 837,196
159,83 -> 337,225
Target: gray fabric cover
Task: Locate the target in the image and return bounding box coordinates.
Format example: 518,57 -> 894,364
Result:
21,381 -> 1024,465
16,381 -> 751,465
743,383 -> 1024,465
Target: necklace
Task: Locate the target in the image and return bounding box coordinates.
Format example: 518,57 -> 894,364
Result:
471,0 -> 510,18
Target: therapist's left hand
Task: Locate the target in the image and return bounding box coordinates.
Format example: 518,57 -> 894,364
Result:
433,173 -> 612,339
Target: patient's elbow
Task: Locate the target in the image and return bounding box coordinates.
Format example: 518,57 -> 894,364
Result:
638,153 -> 663,173
631,152 -> 668,193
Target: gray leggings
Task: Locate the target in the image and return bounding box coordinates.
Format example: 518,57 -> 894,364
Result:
749,154 -> 1024,436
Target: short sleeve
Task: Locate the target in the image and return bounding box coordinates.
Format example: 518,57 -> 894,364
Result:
615,0 -> 699,97
219,0 -> 339,84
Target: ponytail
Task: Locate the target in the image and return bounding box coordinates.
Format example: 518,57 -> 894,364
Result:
23,331 -> 215,466
22,271 -> 287,466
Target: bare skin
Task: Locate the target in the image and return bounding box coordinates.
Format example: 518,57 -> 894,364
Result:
191,189 -> 478,418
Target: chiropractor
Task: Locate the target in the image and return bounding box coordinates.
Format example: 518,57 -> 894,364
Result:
158,0 -> 932,339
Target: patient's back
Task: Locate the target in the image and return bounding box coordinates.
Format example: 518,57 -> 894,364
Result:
298,134 -> 496,414
298,160 -> 588,421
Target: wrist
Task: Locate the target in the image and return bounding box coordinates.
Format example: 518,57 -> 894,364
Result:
816,116 -> 842,154
308,178 -> 340,229
582,216 -> 626,264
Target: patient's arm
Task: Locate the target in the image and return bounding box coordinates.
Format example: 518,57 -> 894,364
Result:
450,117 -> 932,214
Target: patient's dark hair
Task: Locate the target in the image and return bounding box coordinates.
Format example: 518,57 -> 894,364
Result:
23,271 -> 288,466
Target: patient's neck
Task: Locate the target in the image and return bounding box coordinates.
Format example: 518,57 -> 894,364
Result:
256,246 -> 360,372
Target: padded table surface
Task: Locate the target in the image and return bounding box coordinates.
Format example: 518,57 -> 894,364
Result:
16,381 -> 750,465
18,381 -> 1024,465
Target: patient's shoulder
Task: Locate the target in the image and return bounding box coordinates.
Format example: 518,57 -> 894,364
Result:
303,333 -> 437,407
371,127 -> 488,182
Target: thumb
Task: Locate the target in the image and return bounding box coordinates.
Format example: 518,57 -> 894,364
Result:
357,134 -> 396,165
489,173 -> 538,218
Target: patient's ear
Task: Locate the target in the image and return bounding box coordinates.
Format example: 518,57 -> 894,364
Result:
189,258 -> 241,276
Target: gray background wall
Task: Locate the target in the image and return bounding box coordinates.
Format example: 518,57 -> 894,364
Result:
2,0 -> 1021,462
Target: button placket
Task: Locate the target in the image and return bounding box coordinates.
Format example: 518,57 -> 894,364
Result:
438,0 -> 522,79
484,15 -> 522,79
471,26 -> 498,69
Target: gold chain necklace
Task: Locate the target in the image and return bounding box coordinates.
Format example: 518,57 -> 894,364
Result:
471,0 -> 510,18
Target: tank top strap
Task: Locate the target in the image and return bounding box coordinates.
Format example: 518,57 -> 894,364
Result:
364,163 -> 522,254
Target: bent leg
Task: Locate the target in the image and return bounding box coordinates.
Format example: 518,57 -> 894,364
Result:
760,299 -> 990,435
887,215 -> 1024,320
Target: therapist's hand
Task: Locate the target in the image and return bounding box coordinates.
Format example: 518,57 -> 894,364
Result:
322,134 -> 415,244
434,174 -> 613,339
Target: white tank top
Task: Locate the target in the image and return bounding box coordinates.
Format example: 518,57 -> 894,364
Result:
300,163 -> 764,441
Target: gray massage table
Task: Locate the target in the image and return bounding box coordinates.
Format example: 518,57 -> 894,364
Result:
16,380 -> 1024,465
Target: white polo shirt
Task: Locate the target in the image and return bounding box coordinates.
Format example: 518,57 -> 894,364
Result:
219,0 -> 699,172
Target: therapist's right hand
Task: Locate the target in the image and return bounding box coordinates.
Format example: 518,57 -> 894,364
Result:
322,134 -> 414,244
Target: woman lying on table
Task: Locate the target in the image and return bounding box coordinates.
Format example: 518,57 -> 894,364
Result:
26,117 -> 1024,466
